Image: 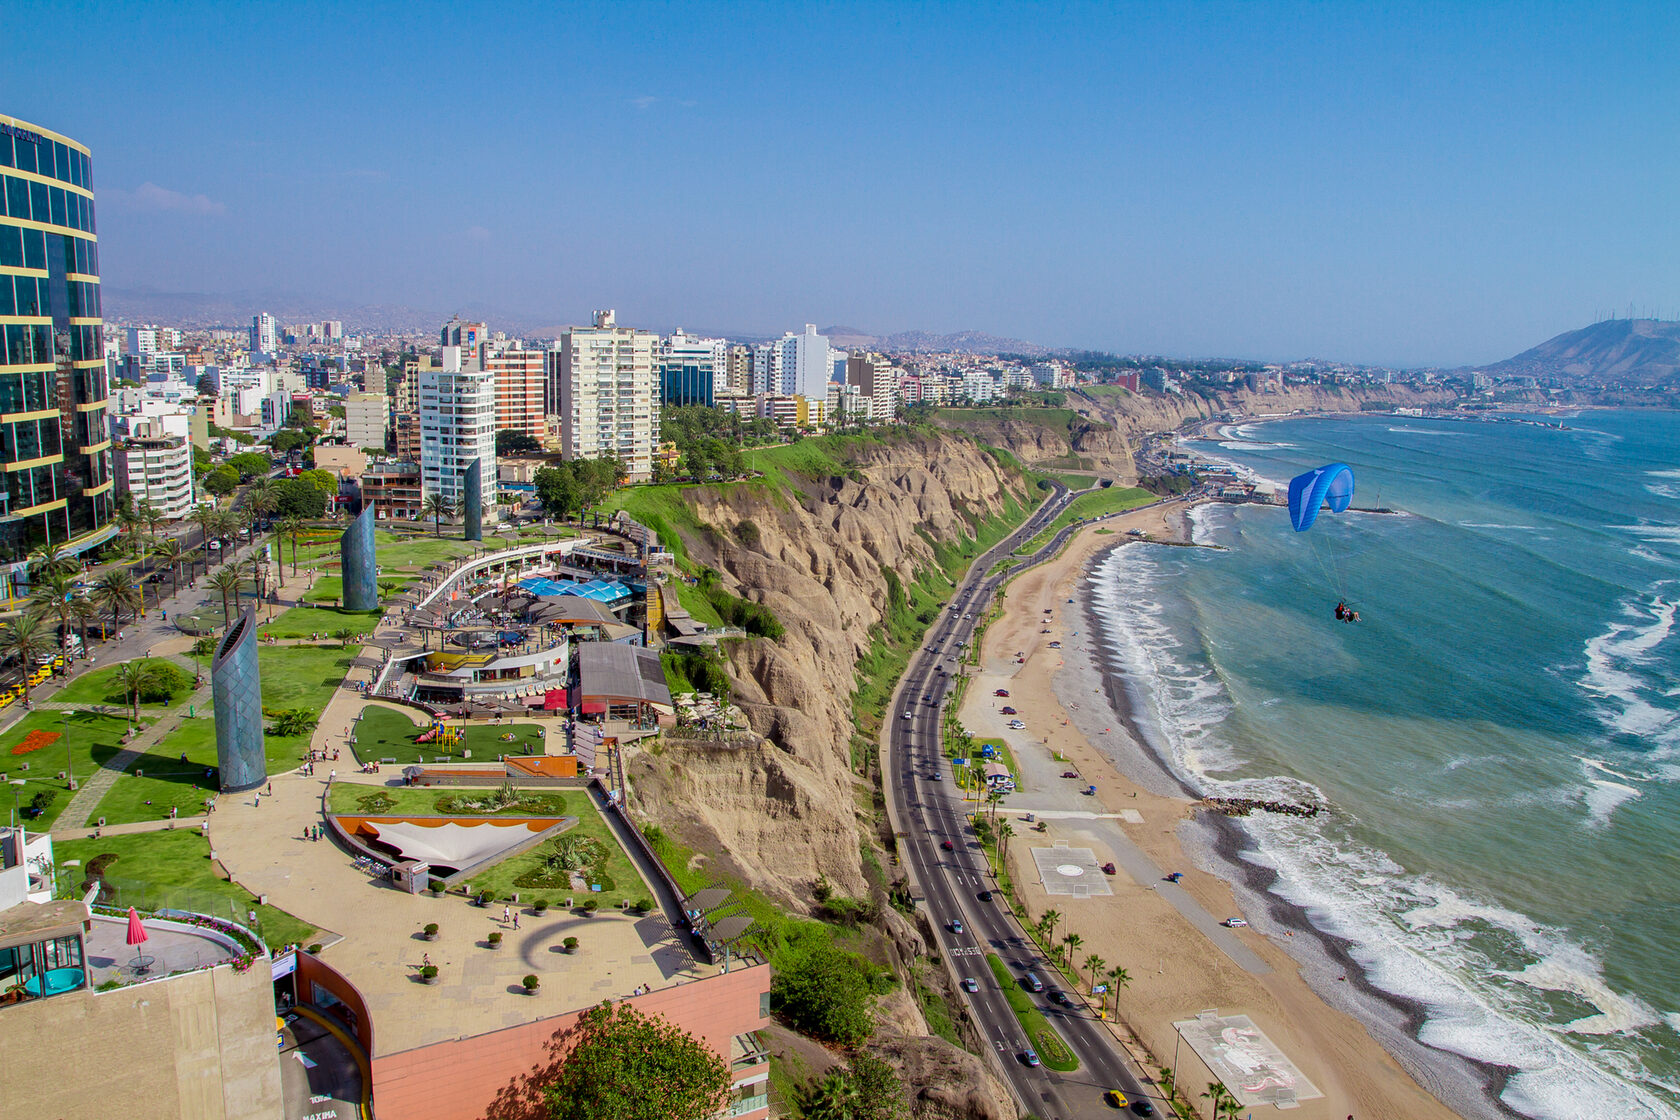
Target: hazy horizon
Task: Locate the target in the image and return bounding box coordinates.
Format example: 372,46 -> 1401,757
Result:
7,0 -> 1677,367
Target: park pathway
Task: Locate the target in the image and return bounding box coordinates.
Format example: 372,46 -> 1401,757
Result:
53,653 -> 214,833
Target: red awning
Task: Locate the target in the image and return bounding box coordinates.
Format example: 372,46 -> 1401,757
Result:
580,701 -> 607,715
543,688 -> 568,711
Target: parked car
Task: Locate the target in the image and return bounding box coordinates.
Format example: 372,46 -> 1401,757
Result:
1223,917 -> 1248,928
1048,641 -> 1062,649
1007,720 -> 1026,730
1102,863 -> 1117,875
1001,706 -> 1017,715
994,688 -> 1010,697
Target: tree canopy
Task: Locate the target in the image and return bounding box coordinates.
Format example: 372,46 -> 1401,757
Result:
496,430 -> 542,455
202,464 -> 239,496
226,452 -> 272,480
533,457 -> 621,520
770,941 -> 876,1045
487,1001 -> 730,1120
272,477 -> 328,518
269,428 -> 310,453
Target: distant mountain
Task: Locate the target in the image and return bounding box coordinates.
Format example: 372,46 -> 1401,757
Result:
819,326 -> 1053,357
1485,319 -> 1680,387
104,287 -> 445,335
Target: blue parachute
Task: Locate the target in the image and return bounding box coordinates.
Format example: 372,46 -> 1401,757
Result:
1287,463 -> 1355,532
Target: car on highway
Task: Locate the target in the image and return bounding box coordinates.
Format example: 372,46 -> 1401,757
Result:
977,889 -> 992,902
928,771 -> 942,781
962,977 -> 979,993
1106,1091 -> 1155,1113
1223,917 -> 1248,928
902,710 -> 912,720
949,918 -> 963,934
940,839 -> 955,851
1021,1049 -> 1041,1067
1048,988 -> 1071,1006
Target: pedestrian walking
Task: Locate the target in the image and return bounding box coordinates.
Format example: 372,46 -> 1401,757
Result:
512,912 -> 519,930
502,905 -> 510,924
266,781 -> 272,796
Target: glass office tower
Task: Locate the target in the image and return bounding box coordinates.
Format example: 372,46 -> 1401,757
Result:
0,114 -> 114,582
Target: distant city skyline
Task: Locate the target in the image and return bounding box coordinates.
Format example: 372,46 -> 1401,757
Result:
7,0 -> 1677,367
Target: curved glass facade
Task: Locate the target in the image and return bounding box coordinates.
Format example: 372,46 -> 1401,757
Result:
0,115 -> 112,569
211,604 -> 266,793
462,456 -> 482,541
340,503 -> 378,610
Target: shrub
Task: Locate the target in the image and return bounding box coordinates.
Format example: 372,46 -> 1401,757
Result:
488,932 -> 502,945
631,898 -> 652,914
734,520 -> 761,547
523,974 -> 540,991
420,965 -> 438,980
306,943 -> 324,955
533,898 -> 550,913
581,899 -> 598,914
563,936 -> 579,952
423,923 -> 438,937
476,890 -> 491,907
428,879 -> 445,894
771,942 -> 877,1045
356,792 -> 396,813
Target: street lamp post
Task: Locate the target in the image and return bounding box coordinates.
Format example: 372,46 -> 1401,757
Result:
62,708 -> 74,790
9,778 -> 25,829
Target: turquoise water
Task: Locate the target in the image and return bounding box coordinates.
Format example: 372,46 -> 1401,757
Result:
1088,410 -> 1680,1118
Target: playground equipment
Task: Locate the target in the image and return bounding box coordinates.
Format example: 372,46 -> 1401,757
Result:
415,721 -> 463,746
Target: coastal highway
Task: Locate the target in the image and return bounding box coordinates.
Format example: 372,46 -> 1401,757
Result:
887,486 -> 1175,1118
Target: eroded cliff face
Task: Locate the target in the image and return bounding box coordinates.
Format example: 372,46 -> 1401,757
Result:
627,433 -> 1032,910
965,383 -> 1460,481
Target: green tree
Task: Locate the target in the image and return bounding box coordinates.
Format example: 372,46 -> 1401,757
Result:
508,1000 -> 730,1120
301,468 -> 337,495
278,516 -> 307,576
113,659 -> 158,721
227,452 -> 273,480
150,538 -> 185,597
28,540 -> 76,579
496,430 -> 541,455
422,493 -> 456,537
203,464 -> 240,496
269,428 -> 309,454
208,566 -> 243,624
770,942 -> 876,1046
27,570 -> 77,649
93,570 -> 141,631
268,708 -> 319,737
800,1052 -> 907,1120
273,477 -> 327,518
0,612 -> 53,704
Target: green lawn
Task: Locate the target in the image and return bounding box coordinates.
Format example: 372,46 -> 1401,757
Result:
256,645 -> 357,766
349,703 -> 549,764
261,606 -> 384,640
326,784 -> 569,818
1041,471 -> 1101,491
85,715 -> 219,827
55,830 -> 319,950
672,580 -> 726,628
1017,485 -> 1155,553
986,953 -> 1079,1072
0,710 -> 137,830
53,658 -> 196,709
283,528 -> 475,575
461,797 -> 646,910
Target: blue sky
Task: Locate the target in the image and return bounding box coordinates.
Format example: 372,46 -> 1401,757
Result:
6,0 -> 1677,365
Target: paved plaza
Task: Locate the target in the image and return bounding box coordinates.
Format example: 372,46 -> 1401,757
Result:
1030,843 -> 1115,897
85,913 -> 241,984
1173,1010 -> 1323,1108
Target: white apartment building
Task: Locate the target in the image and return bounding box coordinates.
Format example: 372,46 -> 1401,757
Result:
777,324 -> 831,400
419,346 -> 497,520
115,428 -> 195,520
558,310 -> 657,481
250,312 -> 277,355
344,392 -> 388,451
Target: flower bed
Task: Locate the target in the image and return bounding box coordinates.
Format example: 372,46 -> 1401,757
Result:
11,729 -> 62,755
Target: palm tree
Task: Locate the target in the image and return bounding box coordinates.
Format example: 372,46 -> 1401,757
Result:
799,1068 -> 863,1120
190,504 -> 220,567
181,547 -> 206,584
28,540 -> 78,580
1203,1082 -> 1242,1120
1042,908 -> 1061,950
151,538 -> 185,596
139,501 -> 166,557
422,493 -> 455,537
997,820 -> 1014,869
208,566 -> 243,625
114,659 -> 156,722
93,570 -> 140,633
68,595 -> 100,654
1062,931 -> 1083,978
245,475 -> 277,526
1105,966 -> 1130,1018
27,570 -> 77,651
279,516 -> 307,577
235,503 -> 258,544
212,510 -> 241,557
247,555 -> 268,602
1083,953 -> 1105,1000
333,627 -> 356,649
0,612 -> 53,704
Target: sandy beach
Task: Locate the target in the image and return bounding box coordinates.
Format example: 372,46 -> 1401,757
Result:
957,497 -> 1470,1120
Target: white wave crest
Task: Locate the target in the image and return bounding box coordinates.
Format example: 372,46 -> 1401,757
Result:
1578,590 -> 1680,756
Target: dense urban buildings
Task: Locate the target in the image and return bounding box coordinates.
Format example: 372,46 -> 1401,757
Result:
248,311 -> 276,356
658,328 -> 727,408
557,309 -> 657,481
0,114 -> 115,589
343,390 -> 387,450
113,424 -> 195,519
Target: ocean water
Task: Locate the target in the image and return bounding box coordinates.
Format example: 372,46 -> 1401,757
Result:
1086,409 -> 1680,1119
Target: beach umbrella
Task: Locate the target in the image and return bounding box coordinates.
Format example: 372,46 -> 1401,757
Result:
125,906 -> 148,948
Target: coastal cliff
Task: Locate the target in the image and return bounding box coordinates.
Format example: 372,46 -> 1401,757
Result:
627,432 -> 1032,906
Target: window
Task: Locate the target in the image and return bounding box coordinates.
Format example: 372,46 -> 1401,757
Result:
13,137 -> 36,175
23,228 -> 45,270
50,186 -> 66,227
5,175 -> 24,220
0,133 -> 11,168
53,142 -> 69,183
0,224 -> 20,268
30,180 -> 48,224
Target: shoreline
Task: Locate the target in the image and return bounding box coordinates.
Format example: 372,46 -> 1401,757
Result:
959,498 -> 1481,1120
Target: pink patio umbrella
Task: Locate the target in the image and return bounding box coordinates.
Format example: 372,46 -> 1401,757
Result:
126,906 -> 154,974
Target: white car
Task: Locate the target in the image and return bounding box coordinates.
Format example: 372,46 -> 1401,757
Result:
1222,917 -> 1248,928
902,711 -> 913,720
1007,720 -> 1026,730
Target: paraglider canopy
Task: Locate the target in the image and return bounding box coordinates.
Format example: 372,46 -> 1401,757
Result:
1287,463 -> 1355,532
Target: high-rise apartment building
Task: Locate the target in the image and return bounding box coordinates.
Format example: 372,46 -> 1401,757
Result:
486,346 -> 545,441
725,343 -> 753,395
114,427 -> 195,520
657,329 -> 726,408
419,343 -> 496,524
249,311 -> 276,355
779,324 -> 832,400
846,352 -> 899,421
0,113 -> 115,578
343,391 -> 388,451
558,310 -> 656,481
439,317 -> 487,357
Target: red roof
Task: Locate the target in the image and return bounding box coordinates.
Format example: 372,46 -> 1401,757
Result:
580,701 -> 608,715
543,688 -> 568,711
